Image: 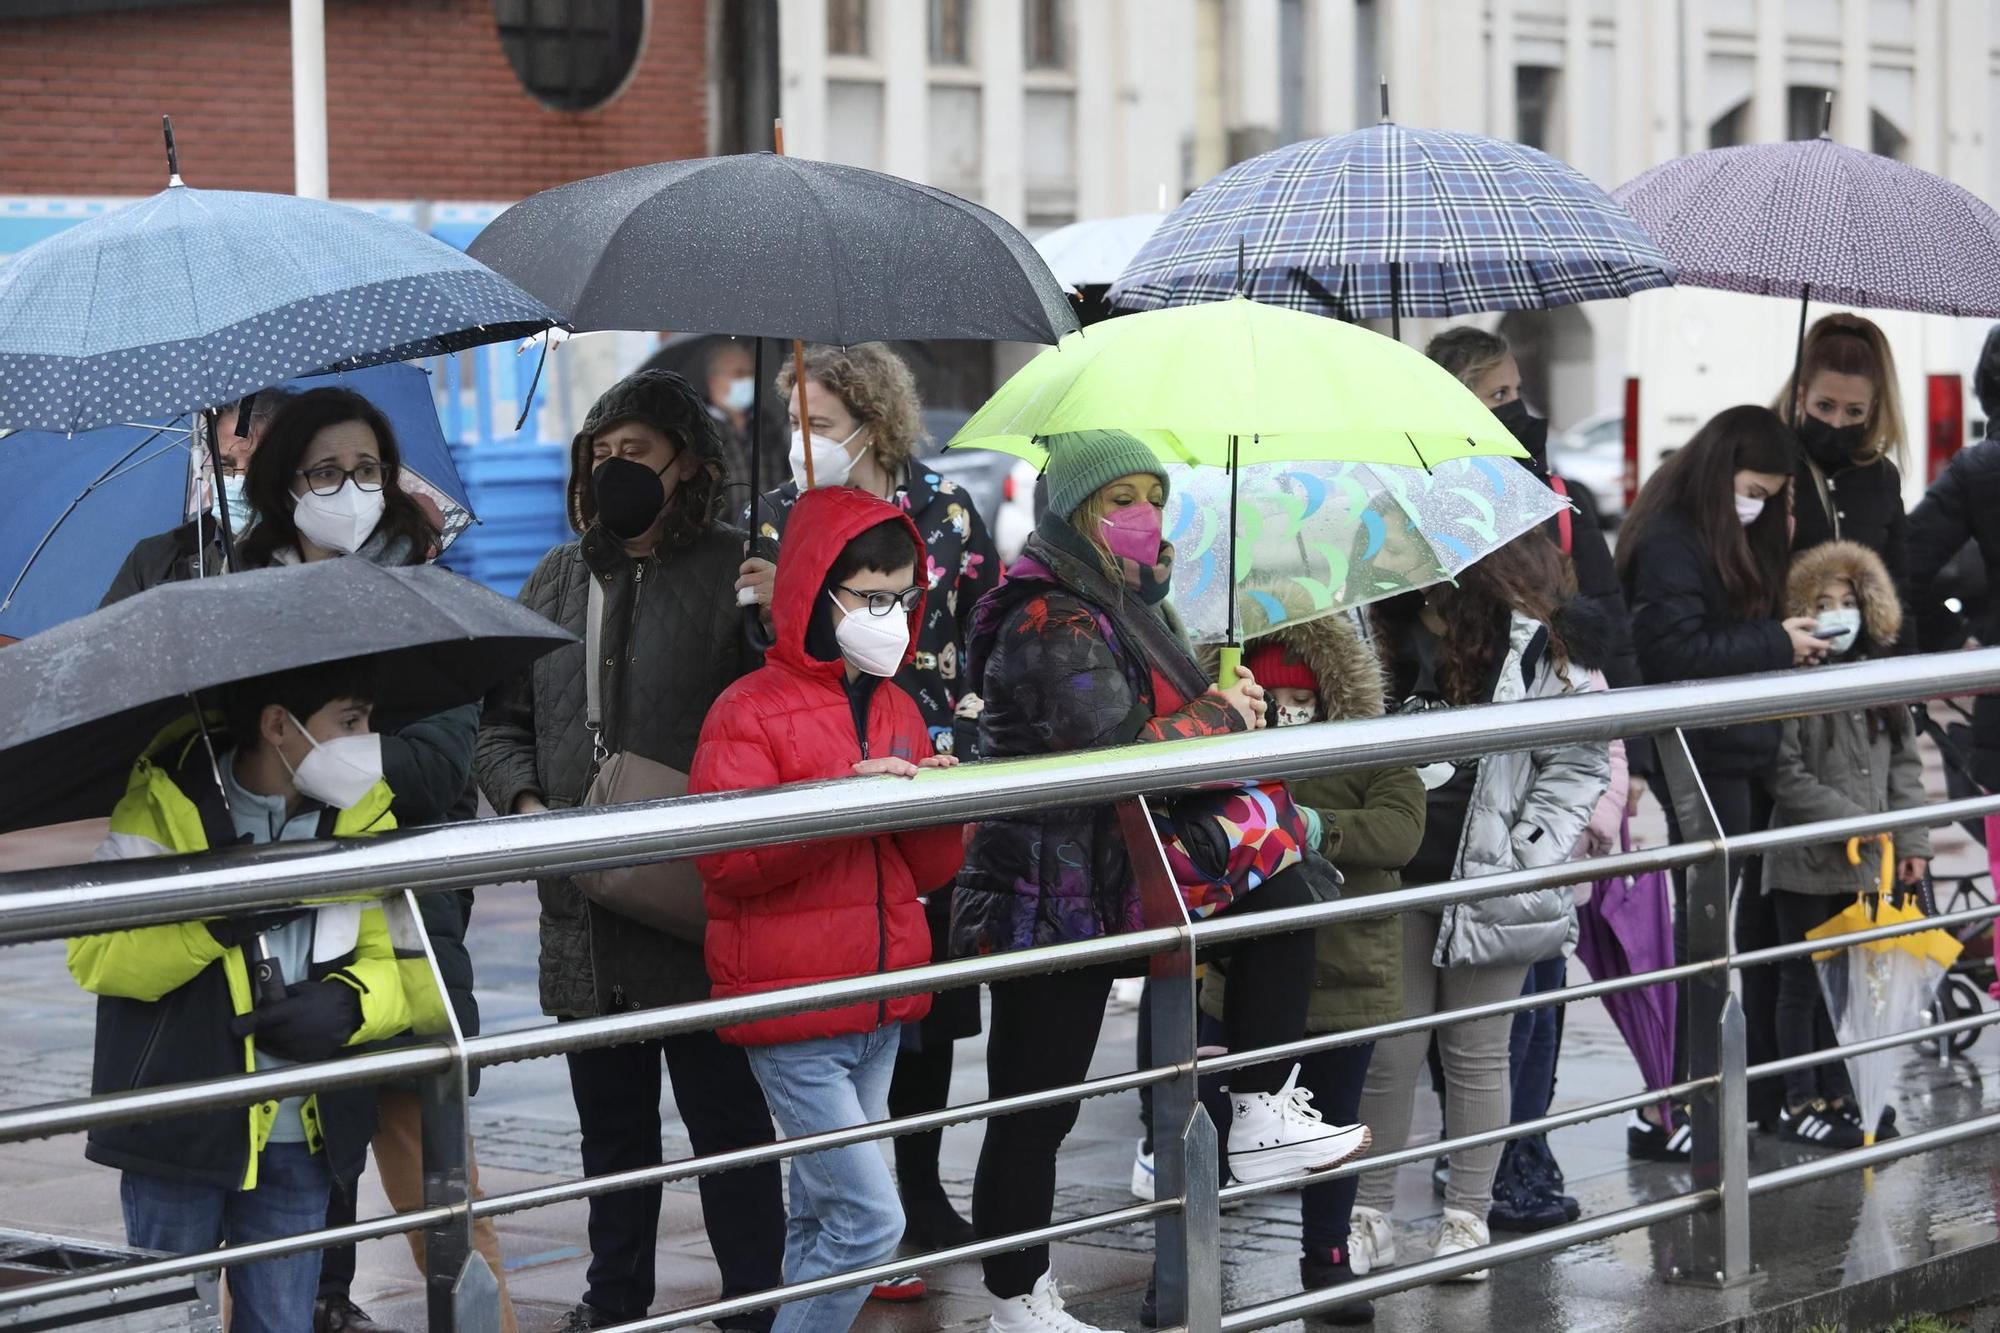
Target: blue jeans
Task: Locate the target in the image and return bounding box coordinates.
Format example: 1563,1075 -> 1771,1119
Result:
746,1027 -> 904,1333
121,1141 -> 332,1333
1508,956 -> 1567,1123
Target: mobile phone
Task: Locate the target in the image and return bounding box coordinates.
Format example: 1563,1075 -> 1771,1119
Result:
251,935 -> 287,1008
1811,626 -> 1845,641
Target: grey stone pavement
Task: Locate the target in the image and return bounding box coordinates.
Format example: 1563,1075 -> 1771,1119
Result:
5,747 -> 2000,1331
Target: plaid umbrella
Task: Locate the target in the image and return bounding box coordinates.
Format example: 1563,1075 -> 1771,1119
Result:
1108,115 -> 1674,336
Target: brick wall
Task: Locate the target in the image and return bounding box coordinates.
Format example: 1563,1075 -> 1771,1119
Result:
0,0 -> 708,199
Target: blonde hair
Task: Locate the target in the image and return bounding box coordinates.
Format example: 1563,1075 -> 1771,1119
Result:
1772,312 -> 1907,466
775,342 -> 926,469
1425,326 -> 1511,391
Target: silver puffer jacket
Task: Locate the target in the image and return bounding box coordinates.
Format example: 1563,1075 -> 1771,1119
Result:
1431,612 -> 1611,969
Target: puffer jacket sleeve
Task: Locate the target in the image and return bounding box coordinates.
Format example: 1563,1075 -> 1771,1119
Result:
1768,716 -> 1868,828
66,831 -> 227,1001
332,907 -> 415,1046
1888,718 -> 1933,862
381,704 -> 480,827
475,551 -> 566,813
690,696 -> 847,897
1314,768 -> 1426,871
1627,530 -> 1791,683
1510,665 -> 1611,872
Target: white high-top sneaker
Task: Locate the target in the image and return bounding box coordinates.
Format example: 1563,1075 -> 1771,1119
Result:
1347,1205 -> 1398,1276
1226,1064 -> 1372,1185
1432,1206 -> 1491,1282
988,1270 -> 1127,1332
1130,1139 -> 1156,1201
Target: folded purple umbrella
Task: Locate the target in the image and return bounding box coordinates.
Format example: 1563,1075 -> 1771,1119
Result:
1575,831 -> 1677,1125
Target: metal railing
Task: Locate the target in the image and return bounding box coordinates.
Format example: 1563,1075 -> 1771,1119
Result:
3,649 -> 2000,1330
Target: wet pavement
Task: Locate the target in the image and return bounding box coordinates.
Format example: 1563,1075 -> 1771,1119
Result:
2,755 -> 1999,1331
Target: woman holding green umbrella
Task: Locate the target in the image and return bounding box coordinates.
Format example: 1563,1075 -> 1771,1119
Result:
952,431 -> 1369,1332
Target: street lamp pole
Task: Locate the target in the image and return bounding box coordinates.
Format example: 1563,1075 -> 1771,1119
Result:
291,0 -> 329,199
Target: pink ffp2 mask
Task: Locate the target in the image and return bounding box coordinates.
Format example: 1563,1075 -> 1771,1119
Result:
1100,504 -> 1163,565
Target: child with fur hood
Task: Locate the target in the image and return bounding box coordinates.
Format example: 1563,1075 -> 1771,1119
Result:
1764,541 -> 1930,1151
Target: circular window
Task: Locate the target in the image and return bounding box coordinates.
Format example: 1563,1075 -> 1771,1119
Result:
495,0 -> 649,113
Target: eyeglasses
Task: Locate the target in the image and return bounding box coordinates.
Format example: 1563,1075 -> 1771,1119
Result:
836,584 -> 923,617
295,460 -> 386,496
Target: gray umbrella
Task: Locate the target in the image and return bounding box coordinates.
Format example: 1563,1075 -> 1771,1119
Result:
0,560 -> 574,833
467,152 -> 1076,345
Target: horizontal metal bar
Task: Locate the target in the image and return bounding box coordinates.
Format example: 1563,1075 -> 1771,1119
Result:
1203,956 -> 1727,1075
1748,1007 -> 2000,1081
1218,1075 -> 1714,1203
1220,1189 -> 1717,1330
0,1197 -> 458,1313
610,1199 -> 1179,1332
1729,792 -> 2000,858
1732,897 -> 2000,969
473,1061 -> 1184,1220
7,652 -> 1995,944
1749,1106 -> 2000,1195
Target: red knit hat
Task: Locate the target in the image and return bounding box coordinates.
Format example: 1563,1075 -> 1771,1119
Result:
1244,641 -> 1317,693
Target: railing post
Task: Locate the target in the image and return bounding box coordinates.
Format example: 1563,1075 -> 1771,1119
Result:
1117,799 -> 1203,1327
1655,731 -> 1760,1288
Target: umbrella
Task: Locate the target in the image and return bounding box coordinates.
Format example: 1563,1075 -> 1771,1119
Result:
1575,821 -> 1678,1128
0,561 -> 575,835
1034,212 -> 1169,289
0,363 -> 473,642
1109,89 -> 1674,337
1806,835 -> 1964,1145
1614,93 -> 2000,408
949,295 -> 1529,675
0,176 -> 560,435
1161,456 -> 1565,644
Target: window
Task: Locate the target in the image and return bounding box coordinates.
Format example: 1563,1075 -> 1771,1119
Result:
1787,85 -> 1834,140
1708,100 -> 1750,149
930,0 -> 972,64
1514,65 -> 1561,153
494,0 -> 648,113
1024,0 -> 1069,71
829,0 -> 871,57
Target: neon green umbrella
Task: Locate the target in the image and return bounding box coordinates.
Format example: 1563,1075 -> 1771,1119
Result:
945,295 -> 1528,468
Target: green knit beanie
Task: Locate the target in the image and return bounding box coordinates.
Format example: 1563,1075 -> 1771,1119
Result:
1041,429 -> 1170,519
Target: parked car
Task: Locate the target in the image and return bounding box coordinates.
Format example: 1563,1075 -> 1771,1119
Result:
1549,410 -> 1628,525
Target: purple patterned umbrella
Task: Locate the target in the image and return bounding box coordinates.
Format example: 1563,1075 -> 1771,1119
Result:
1575,830 -> 1678,1128
1108,96 -> 1674,337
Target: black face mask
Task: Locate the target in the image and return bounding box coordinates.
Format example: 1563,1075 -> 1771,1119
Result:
592,455 -> 673,541
1491,397 -> 1549,468
1795,414 -> 1868,471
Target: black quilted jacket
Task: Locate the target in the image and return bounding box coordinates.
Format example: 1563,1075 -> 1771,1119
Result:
476,522 -> 757,1016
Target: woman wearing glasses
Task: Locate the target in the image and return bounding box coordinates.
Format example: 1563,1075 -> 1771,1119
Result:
736,343 -> 1000,1273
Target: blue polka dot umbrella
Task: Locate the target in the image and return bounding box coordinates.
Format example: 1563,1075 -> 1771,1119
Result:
0,174 -> 562,434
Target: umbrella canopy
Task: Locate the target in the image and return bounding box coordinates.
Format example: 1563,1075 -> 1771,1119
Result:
947,296 -> 1529,468
1575,832 -> 1678,1126
467,153 -> 1077,345
0,363 -> 472,641
1109,122 -> 1674,321
1034,212 -> 1168,289
0,561 -> 574,834
0,183 -> 561,433
1614,134 -> 2000,317
1162,457 -> 1564,644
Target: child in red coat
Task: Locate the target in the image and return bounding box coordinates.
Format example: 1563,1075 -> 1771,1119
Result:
690,486 -> 964,1333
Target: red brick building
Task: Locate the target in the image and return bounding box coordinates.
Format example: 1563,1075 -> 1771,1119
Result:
0,0 -> 708,199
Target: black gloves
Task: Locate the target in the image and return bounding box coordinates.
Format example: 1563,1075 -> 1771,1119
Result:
228,978 -> 363,1063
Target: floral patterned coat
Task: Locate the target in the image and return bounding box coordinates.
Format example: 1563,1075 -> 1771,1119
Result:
754,469 -> 1000,756
950,533 -> 1245,957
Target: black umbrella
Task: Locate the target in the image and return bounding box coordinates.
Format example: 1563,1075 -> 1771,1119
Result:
0,561 -> 574,833
467,147 -> 1079,643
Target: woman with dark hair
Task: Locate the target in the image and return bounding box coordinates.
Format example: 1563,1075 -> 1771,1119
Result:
475,369 -> 782,1333
1618,404 -> 1824,1140
1344,534 -> 1609,1284
237,388 -> 441,570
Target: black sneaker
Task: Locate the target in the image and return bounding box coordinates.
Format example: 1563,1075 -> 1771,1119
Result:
1779,1100 -> 1866,1150
1300,1246 -> 1375,1325
1875,1106 -> 1901,1141
547,1305 -> 625,1332
315,1298 -> 405,1333
1626,1110 -> 1691,1161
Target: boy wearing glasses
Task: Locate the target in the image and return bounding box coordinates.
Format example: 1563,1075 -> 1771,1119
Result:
689,487 -> 965,1333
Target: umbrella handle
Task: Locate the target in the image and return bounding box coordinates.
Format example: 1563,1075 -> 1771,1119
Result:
1845,834 -> 1894,897
1217,643 -> 1241,692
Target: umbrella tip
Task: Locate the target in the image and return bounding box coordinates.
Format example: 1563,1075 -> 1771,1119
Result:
1819,90 -> 1834,139
1378,78 -> 1391,124
161,114 -> 183,187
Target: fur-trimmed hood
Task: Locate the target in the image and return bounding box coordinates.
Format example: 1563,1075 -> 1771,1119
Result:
1786,540 -> 1901,649
1199,613 -> 1386,723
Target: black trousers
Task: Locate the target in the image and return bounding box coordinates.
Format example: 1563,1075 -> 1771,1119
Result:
1769,888 -> 1856,1108
564,1029 -> 785,1326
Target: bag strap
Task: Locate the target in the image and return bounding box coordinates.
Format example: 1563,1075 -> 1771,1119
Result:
1550,475 -> 1573,556
586,574 -> 608,764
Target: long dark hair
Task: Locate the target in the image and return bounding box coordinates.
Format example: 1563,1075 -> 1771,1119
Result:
1616,404 -> 1793,619
1372,531 -> 1572,705
238,388 -> 438,568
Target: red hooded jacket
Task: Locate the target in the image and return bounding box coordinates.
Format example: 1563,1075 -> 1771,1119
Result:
690,487 -> 961,1046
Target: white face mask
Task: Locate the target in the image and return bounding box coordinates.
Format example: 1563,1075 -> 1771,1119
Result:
1274,704 -> 1317,728
1816,606 -> 1862,655
789,424 -> 864,490
723,376 -> 756,412
278,712 -> 384,810
827,591 -> 910,677
1733,493 -> 1766,526
293,479 -> 386,554
221,474 -> 254,533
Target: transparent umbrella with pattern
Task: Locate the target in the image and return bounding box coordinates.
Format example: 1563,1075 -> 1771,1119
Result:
1161,456 -> 1565,644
